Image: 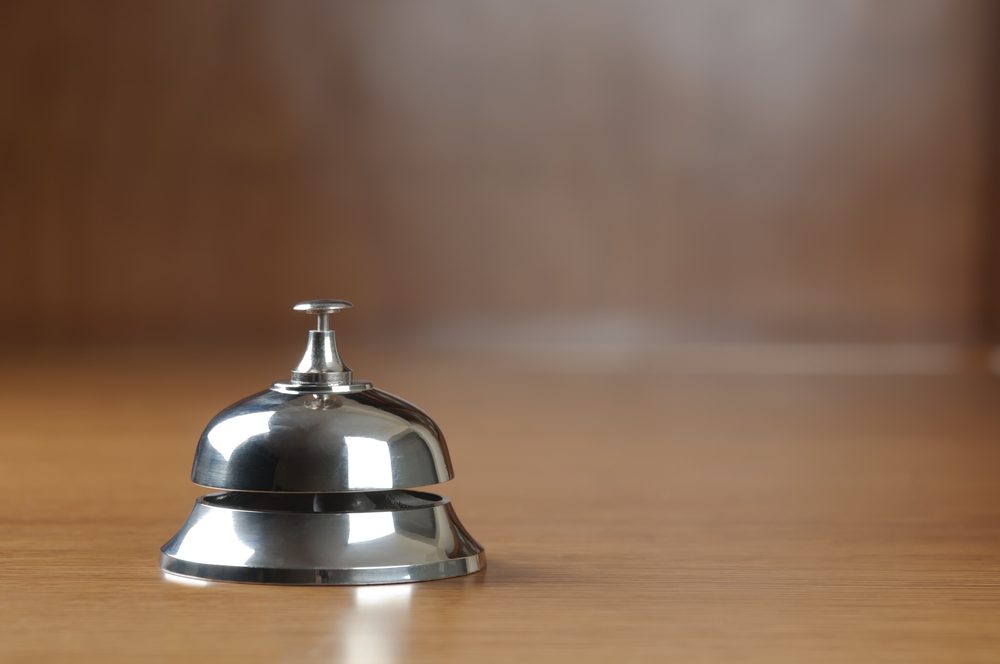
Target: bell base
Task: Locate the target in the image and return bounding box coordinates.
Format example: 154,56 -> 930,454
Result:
161,551 -> 485,585
159,490 -> 486,586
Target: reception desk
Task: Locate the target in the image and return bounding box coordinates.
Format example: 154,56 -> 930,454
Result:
3,347 -> 999,662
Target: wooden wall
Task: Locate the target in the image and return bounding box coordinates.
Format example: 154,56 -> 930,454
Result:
0,0 -> 997,348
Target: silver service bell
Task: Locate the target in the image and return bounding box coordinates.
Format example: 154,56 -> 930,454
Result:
160,300 -> 486,585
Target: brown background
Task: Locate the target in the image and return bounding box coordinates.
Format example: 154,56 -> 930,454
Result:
4,4 -> 1000,661
1,0 -> 999,353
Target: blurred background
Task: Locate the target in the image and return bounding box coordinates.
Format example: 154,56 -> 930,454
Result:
1,0 -> 998,371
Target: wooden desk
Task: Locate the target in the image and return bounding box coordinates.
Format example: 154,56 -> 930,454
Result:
3,348 -> 1000,662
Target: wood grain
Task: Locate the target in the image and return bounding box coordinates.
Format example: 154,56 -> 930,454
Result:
2,347 -> 999,662
0,0 -> 997,346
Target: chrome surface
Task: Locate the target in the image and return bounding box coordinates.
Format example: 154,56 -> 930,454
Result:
270,380 -> 374,395
191,388 -> 454,492
161,298 -> 484,585
293,299 -> 354,317
288,300 -> 354,387
161,490 -> 485,585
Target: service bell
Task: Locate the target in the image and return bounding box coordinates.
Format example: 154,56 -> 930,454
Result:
160,300 -> 485,584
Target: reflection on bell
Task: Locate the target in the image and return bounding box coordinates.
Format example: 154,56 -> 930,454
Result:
160,300 -> 486,585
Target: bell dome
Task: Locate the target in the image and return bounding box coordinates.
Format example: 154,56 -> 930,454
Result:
191,387 -> 453,492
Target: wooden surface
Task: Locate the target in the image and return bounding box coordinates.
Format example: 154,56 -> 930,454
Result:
2,0 -> 998,345
2,347 -> 1000,662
